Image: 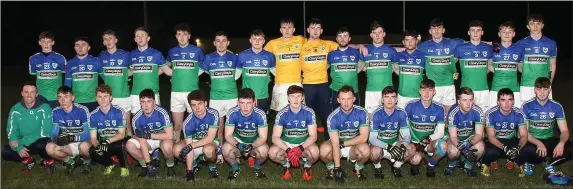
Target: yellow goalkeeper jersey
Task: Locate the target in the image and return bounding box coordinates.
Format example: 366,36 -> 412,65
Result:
264,35 -> 306,84
300,39 -> 338,84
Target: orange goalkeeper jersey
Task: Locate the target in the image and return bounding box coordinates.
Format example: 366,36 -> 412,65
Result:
301,39 -> 338,84
264,35 -> 306,84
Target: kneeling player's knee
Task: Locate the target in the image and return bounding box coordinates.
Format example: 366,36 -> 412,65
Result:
79,142 -> 91,152
161,141 -> 174,155
126,139 -> 140,151
436,139 -> 447,156
268,146 -> 282,161
370,147 -> 381,162
306,145 -> 320,163
45,143 -> 57,154
203,144 -> 217,159
410,153 -> 422,165
222,143 -> 236,157
256,144 -> 269,158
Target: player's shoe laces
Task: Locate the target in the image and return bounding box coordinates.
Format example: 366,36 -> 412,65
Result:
138,167 -> 148,177
490,161 -> 499,170
411,165 -> 420,176
523,162 -> 534,176
302,167 -> 312,181
146,165 -> 157,178
506,160 -> 515,170
353,169 -> 367,180
44,159 -> 55,176
103,164 -> 116,175
167,167 -> 175,177
444,166 -> 456,176
392,167 -> 403,178
464,167 -> 477,177
373,167 -> 384,179
253,168 -> 266,178
324,168 -> 334,180
426,166 -> 436,177
82,163 -> 92,174
227,169 -> 240,181
120,167 -> 129,177
281,167 -> 291,180
22,157 -> 35,174
481,164 -> 490,177
186,170 -> 195,182
209,167 -> 220,179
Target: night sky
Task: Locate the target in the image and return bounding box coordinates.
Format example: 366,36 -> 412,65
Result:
2,1 -> 572,78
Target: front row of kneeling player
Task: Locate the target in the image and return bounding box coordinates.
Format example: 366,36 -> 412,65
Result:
4,77 -> 571,185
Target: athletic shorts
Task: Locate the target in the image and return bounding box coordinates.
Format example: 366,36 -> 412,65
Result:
365,91 -> 382,114
111,97 -> 131,112
271,83 -> 302,111
397,94 -> 417,110
171,92 -> 192,113
473,90 -> 489,112
434,85 -> 456,106
191,141 -> 221,160
210,99 -> 237,117
520,86 -> 553,106
130,94 -> 161,114
341,146 -> 352,159
66,142 -> 82,157
128,138 -> 161,154
489,91 -> 521,110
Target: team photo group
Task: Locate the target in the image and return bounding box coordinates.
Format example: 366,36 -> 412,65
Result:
3,13 -> 573,186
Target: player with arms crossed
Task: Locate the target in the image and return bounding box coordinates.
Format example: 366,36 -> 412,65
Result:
520,77 -> 573,185
222,88 -> 269,181
98,30 -> 133,136
166,23 -> 205,143
45,86 -> 92,175
320,85 -> 370,182
126,89 -> 175,178
172,90 -> 221,182
517,14 -> 557,104
64,36 -> 103,112
237,29 -> 276,113
395,30 -> 426,109
417,19 -> 464,114
481,88 -> 528,177
369,86 -> 416,179
405,79 -> 447,177
269,85 -> 319,181
327,27 -> 363,111
454,20 -> 493,111
444,87 -> 485,177
88,84 -> 130,177
29,31 -> 67,108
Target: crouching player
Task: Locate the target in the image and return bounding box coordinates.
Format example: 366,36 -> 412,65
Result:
222,88 -> 269,181
369,86 -> 416,179
126,89 -> 175,178
320,85 -> 370,182
45,86 -> 92,175
172,90 -> 221,182
88,84 -> 130,177
269,85 -> 319,181
481,88 -> 528,177
444,87 -> 485,177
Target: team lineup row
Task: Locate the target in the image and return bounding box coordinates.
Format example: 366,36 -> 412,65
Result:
4,77 -> 571,185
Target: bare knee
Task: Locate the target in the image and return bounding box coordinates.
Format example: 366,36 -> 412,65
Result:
370,146 -> 382,162
203,143 -> 217,160
410,153 -> 422,165
160,140 -> 174,155
172,142 -> 185,160
304,144 -> 320,163
319,141 -> 333,161
255,144 -> 269,159
222,142 -> 236,158
79,142 -> 91,154
268,145 -> 284,162
46,143 -> 57,154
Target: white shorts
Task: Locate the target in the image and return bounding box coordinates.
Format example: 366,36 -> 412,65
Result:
66,142 -> 81,157
365,91 -> 382,114
520,86 -> 553,106
191,141 -> 221,160
271,83 -> 302,111
473,90 -> 489,112
170,92 -> 192,113
397,95 -> 417,110
130,94 -> 161,114
128,138 -> 161,154
433,85 -> 456,106
111,97 -> 131,112
210,99 -> 237,117
489,91 -> 521,110
341,146 -> 352,159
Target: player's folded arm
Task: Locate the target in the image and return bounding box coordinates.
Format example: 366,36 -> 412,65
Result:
429,122 -> 445,141
191,127 -> 218,148
302,123 -> 318,148
271,125 -> 288,149
369,130 -> 388,149
153,126 -> 174,140
252,126 -> 268,148
108,127 -> 126,143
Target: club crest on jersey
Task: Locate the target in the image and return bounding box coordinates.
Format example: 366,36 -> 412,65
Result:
513,54 -> 518,60
227,61 -> 232,67
301,121 -> 306,127
321,46 -> 326,51
52,63 -> 58,69
147,56 -> 153,62
294,44 -> 299,49
383,53 -> 388,58
510,123 -> 515,129
87,65 -> 93,70
118,59 -> 123,65
543,47 -> 548,53
189,53 -> 195,58
534,48 -> 539,53
416,59 -> 421,64
75,120 -> 80,125
444,48 -> 450,54
350,56 -> 355,61
262,60 -> 268,66
549,112 -> 555,119
155,122 -> 161,127
353,121 -> 359,127
430,116 -> 436,122
112,120 -> 116,126
482,51 -> 487,57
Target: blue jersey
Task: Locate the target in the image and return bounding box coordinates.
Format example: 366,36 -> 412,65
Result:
28,51 -> 67,101
132,106 -> 173,135
522,98 -> 565,139
446,103 -> 484,141
405,99 -> 445,142
454,42 -> 493,91
98,49 -> 131,98
64,55 -> 103,103
370,106 -> 408,144
418,38 -> 464,87
491,43 -> 524,92
396,50 -> 426,98
200,51 -> 239,100
486,105 -> 526,139
275,104 -> 316,144
327,47 -> 361,92
359,44 -> 399,91
516,36 -> 557,87
225,106 -> 267,144
89,105 -> 126,141
167,44 -> 204,92
51,103 -> 90,142
237,48 -> 276,99
183,107 -> 219,143
129,47 -> 166,95
327,105 -> 369,142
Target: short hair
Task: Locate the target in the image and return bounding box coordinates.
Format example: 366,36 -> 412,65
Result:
469,20 -> 484,28
404,30 -> 418,39
497,88 -> 514,100
430,18 -> 444,27
337,27 -> 350,35
280,17 -> 295,26
102,30 -> 117,37
173,23 -> 191,34
499,21 -> 515,31
250,29 -> 265,38
134,27 -> 149,35
457,87 -> 474,99
338,85 -> 355,96
370,20 -> 384,32
214,31 -> 228,39
57,86 -> 73,95
39,31 -> 55,41
238,88 -> 255,100
534,77 -> 551,88
187,89 -> 208,102
95,84 -> 112,95
381,86 -> 397,96
420,79 -> 436,89
22,81 -> 37,91
139,89 -> 155,100
527,13 -> 544,23
308,18 -> 322,28
74,36 -> 90,46
287,85 -> 304,96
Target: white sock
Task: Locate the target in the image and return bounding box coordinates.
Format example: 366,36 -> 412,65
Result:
373,162 -> 382,168
394,161 -> 403,168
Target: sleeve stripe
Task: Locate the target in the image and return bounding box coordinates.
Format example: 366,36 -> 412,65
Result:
8,111 -> 21,138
